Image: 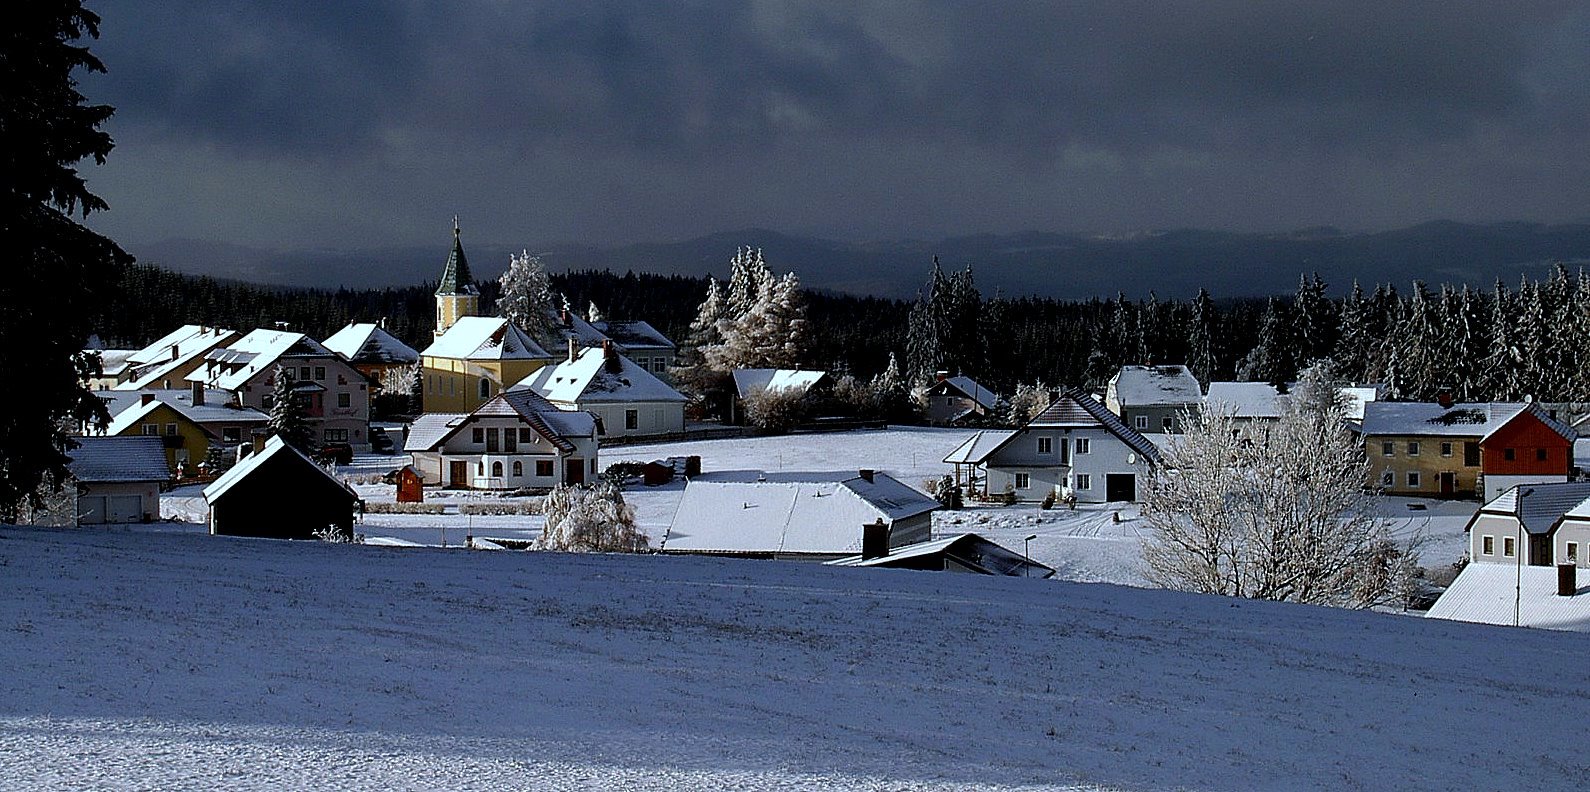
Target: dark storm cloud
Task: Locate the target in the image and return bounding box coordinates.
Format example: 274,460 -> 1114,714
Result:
81,1 -> 1590,250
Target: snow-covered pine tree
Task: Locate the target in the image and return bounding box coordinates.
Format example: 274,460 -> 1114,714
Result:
671,277 -> 733,417
267,365 -> 315,452
1333,281 -> 1371,383
905,258 -> 950,379
1187,288 -> 1218,389
1390,282 -> 1441,400
1482,280 -> 1522,400
724,246 -> 768,319
1293,273 -> 1335,365
705,267 -> 808,371
586,300 -> 604,324
1245,298 -> 1297,388
497,250 -> 559,345
1514,277 -> 1549,400
944,266 -> 984,376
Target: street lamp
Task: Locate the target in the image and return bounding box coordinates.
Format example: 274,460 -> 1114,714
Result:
1024,533 -> 1038,577
1515,487 -> 1534,627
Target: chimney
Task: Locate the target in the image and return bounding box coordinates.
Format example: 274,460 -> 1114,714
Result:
560,308 -> 570,327
935,370 -> 949,383
603,340 -> 621,373
567,336 -> 577,363
251,429 -> 267,456
1559,563 -> 1577,597
191,380 -> 205,406
862,518 -> 889,560
170,345 -> 179,362
140,393 -> 154,406
858,469 -> 876,483
1437,391 -> 1454,409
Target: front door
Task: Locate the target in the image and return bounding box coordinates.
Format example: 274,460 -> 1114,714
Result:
1439,472 -> 1455,496
448,460 -> 468,488
564,459 -> 585,486
1105,473 -> 1136,503
1529,533 -> 1553,566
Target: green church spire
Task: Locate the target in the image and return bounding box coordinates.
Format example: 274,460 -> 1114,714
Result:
435,216 -> 478,296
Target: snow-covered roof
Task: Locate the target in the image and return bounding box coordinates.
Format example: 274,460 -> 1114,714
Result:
732,369 -> 828,400
322,323 -> 419,365
1426,563 -> 1590,632
404,413 -> 467,452
93,349 -> 136,377
590,319 -> 675,351
661,471 -> 938,556
117,327 -> 240,390
421,317 -> 552,361
203,435 -> 355,503
1339,386 -> 1382,421
67,436 -> 170,483
101,391 -> 268,435
1361,402 -> 1575,442
1109,365 -> 1202,406
512,347 -> 685,405
1204,382 -> 1288,420
827,533 -> 1055,578
943,430 -> 1018,465
126,325 -> 230,366
1476,482 -> 1590,535
933,376 -> 997,410
196,330 -> 336,391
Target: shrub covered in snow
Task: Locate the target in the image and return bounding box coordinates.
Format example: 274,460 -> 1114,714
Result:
536,482 -> 648,553
743,386 -> 808,434
363,502 -> 448,515
459,501 -> 541,516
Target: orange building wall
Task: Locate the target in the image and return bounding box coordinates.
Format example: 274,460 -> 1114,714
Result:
1480,412 -> 1571,476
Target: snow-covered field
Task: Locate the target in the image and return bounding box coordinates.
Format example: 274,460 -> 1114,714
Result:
163,427 -> 1477,586
3,525 -> 1587,790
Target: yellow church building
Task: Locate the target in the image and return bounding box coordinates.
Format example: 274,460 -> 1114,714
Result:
420,222 -> 553,413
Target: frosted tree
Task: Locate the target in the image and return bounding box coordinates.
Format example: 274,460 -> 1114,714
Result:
497,250 -> 559,344
536,482 -> 648,552
586,300 -> 604,324
1239,298 -> 1296,388
905,258 -> 950,379
1141,364 -> 1420,609
1514,278 -> 1548,399
724,246 -> 770,319
706,269 -> 807,371
1388,282 -> 1440,400
267,366 -> 314,452
1333,281 -> 1371,383
1187,288 -> 1218,389
1292,273 -> 1335,365
1004,382 -> 1053,426
868,352 -> 914,420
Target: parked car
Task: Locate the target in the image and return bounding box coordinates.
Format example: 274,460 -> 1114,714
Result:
316,442 -> 353,465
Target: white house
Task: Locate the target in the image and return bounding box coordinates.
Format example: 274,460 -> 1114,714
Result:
659,470 -> 937,560
404,388 -> 600,490
513,341 -> 686,439
1106,365 -> 1202,434
188,329 -> 373,451
1466,482 -> 1590,568
924,374 -> 998,425
944,388 -> 1161,503
66,436 -> 169,524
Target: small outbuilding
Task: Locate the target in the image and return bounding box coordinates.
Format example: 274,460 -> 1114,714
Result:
828,533 -> 1055,578
204,436 -> 359,539
67,436 -> 169,524
394,464 -> 425,503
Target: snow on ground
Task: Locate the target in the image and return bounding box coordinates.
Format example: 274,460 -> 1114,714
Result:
158,429 -> 1479,584
3,525 -> 1587,790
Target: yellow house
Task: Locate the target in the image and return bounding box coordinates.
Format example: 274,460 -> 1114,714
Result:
422,317 -> 552,413
100,391 -> 269,474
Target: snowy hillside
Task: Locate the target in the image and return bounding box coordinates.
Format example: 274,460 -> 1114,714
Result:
3,526 -> 1586,790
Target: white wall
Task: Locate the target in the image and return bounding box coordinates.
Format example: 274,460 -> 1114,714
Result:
1470,512 -> 1523,564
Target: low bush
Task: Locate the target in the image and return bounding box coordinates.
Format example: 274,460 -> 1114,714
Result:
460,500 -> 542,516
363,502 -> 447,515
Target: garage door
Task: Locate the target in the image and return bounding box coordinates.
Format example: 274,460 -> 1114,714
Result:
77,496 -> 107,524
1105,473 -> 1137,503
107,495 -> 143,523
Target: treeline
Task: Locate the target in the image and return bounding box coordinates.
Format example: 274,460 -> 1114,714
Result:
100,258 -> 1590,403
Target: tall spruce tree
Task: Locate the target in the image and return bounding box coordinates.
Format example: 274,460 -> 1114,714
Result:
1,2 -> 131,515
1334,281 -> 1371,383
267,366 -> 315,452
1187,288 -> 1218,389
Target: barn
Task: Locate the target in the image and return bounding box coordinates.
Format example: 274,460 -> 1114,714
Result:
204,436 -> 359,540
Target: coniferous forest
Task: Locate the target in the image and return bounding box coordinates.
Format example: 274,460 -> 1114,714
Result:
100,258 -> 1590,402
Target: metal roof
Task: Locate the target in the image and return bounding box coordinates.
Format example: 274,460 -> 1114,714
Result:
1476,481 -> 1590,535
513,346 -> 686,405
943,430 -> 1018,465
435,223 -> 477,296
827,533 -> 1055,578
1023,389 -> 1162,465
1425,563 -> 1590,632
67,436 -> 170,483
1109,365 -> 1202,406
732,369 -> 828,400
322,323 -> 419,365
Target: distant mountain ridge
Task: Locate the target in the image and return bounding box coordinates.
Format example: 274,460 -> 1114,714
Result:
135,221 -> 1590,300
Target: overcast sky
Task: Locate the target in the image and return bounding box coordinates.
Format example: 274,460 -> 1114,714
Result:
80,1 -> 1590,255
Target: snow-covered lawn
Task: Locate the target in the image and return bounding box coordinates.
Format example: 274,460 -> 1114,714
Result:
157,428 -> 1479,585
2,525 -> 1586,790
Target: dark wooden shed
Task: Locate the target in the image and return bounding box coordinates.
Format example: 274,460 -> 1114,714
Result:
203,436 -> 358,540
395,465 -> 425,503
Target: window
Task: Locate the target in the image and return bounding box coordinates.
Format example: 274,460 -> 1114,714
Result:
165,423 -> 179,436
1380,470 -> 1394,487
337,392 -> 351,408
479,378 -> 491,399
486,428 -> 499,452
1162,416 -> 1174,431
223,428 -> 241,442
142,423 -> 159,436
491,461 -> 503,478
1075,474 -> 1091,490
1037,437 -> 1052,454
261,394 -> 275,409
324,428 -> 348,442
1134,415 -> 1148,430
1504,448 -> 1515,461
472,428 -> 484,444
519,428 -> 535,444
1406,471 -> 1420,487
1568,542 -> 1579,563
625,409 -> 639,430
1075,438 -> 1091,455
299,366 -> 311,381
477,461 -> 484,475
1014,473 -> 1031,489
1537,448 -> 1548,462
1464,442 -> 1480,466
1381,442 -> 1394,457
1482,536 -> 1494,556
503,430 -> 517,453
1504,536 -> 1516,557
512,461 -> 523,477
1407,442 -> 1420,456
1440,442 -> 1452,457
314,366 -> 325,381
536,460 -> 553,477
590,458 -> 597,473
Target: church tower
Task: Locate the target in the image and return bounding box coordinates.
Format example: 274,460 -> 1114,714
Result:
434,217 -> 480,338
